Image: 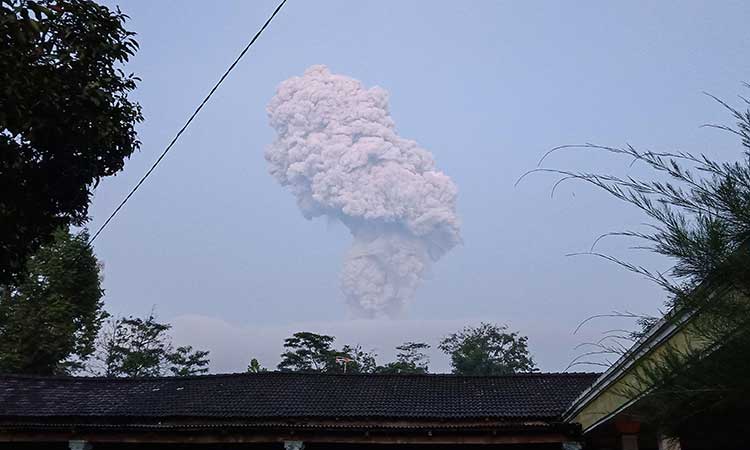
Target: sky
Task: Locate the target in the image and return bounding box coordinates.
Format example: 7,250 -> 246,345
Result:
90,0 -> 750,373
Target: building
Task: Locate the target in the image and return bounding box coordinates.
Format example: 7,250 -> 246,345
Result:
0,372 -> 596,450
1,301 -> 742,450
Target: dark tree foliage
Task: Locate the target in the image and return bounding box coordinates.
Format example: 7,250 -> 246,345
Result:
246,358 -> 267,373
0,0 -> 142,284
93,313 -> 210,377
0,228 -> 105,375
376,342 -> 430,374
439,323 -> 537,375
277,332 -> 377,373
277,332 -> 337,372
534,92 -> 750,434
336,344 -> 377,374
166,345 -> 210,377
96,314 -> 170,378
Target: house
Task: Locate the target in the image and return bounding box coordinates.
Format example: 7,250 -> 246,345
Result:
0,372 -> 596,449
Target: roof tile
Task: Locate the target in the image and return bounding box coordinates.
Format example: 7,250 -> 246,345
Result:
0,372 -> 598,420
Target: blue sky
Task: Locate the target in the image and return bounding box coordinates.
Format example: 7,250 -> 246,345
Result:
91,1 -> 750,372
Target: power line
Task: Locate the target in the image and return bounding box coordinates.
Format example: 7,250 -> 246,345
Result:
89,0 -> 288,244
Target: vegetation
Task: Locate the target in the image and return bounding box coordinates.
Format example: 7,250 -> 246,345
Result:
166,345 -> 211,377
277,332 -> 338,372
247,358 -> 267,373
376,342 -> 430,374
0,229 -> 209,378
439,323 -> 537,375
276,331 -> 376,373
0,0 -> 142,284
0,229 -> 105,375
274,325 -> 534,375
339,343 -> 377,374
92,312 -> 210,377
0,0 -> 220,380
536,92 -> 750,434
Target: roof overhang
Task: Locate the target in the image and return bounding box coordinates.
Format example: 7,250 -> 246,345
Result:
0,418 -> 582,445
562,307 -> 698,432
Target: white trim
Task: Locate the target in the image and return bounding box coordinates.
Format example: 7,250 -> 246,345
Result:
562,307 -> 694,425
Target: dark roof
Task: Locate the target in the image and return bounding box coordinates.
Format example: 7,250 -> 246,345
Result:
0,372 -> 597,421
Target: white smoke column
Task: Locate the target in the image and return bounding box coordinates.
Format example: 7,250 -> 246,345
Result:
265,65 -> 461,318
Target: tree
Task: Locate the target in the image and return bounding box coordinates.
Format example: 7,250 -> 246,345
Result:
93,313 -> 210,377
0,0 -> 143,284
0,228 -> 105,375
278,332 -> 337,372
533,92 -> 750,435
96,314 -> 170,377
247,358 -> 267,373
166,345 -> 210,377
336,344 -> 377,374
377,342 -> 430,374
277,332 -> 377,373
439,323 -> 537,375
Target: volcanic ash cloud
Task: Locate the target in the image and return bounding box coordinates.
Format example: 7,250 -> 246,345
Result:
265,65 -> 461,318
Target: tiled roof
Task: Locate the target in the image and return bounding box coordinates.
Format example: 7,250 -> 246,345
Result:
0,372 -> 598,421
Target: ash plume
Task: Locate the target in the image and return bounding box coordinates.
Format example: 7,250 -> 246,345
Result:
265,65 -> 461,317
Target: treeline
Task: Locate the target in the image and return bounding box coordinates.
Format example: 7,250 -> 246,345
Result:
0,229 -> 537,378
0,230 -> 210,377
249,323 -> 538,375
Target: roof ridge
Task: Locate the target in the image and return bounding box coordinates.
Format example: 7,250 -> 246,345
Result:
0,371 -> 601,382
